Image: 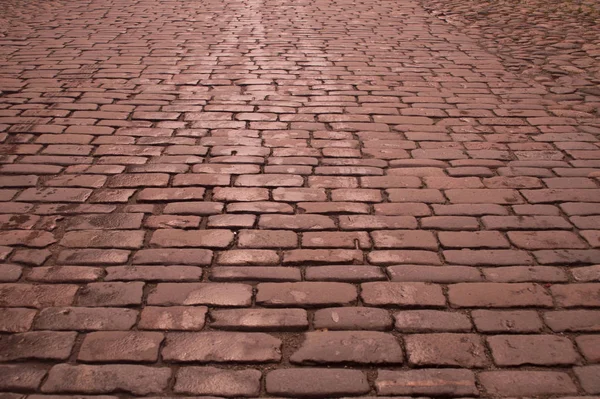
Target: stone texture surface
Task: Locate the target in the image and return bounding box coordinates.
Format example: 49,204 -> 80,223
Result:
0,0 -> 598,396
290,331 -> 403,364
376,369 -> 478,396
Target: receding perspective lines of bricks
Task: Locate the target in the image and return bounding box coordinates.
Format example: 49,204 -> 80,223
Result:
0,0 -> 599,397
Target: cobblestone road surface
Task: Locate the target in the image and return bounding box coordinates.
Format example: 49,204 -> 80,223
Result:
1,0 -> 600,397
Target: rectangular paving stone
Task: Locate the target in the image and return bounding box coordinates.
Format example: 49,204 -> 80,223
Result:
266,368 -> 369,397
394,310 -> 472,332
290,331 -> 403,364
76,282 -> 144,307
149,229 -> 234,248
0,308 -> 37,332
479,371 -> 577,397
174,367 -> 261,396
0,284 -> 78,308
148,283 -> 252,306
57,249 -> 130,265
405,333 -> 489,367
65,213 -> 144,230
34,307 -> 138,331
78,331 -> 164,362
162,332 -> 282,363
132,248 -> 213,265
0,231 -> 56,248
388,265 -> 482,283
574,365 -> 600,394
60,230 -> 145,249
104,265 -> 203,281
448,283 -> 553,308
139,306 -> 207,331
0,331 -> 77,361
376,369 -> 478,396
41,364 -> 171,395
210,266 -> 302,282
210,308 -> 308,331
487,335 -> 579,366
313,307 -> 393,331
544,310 -> 600,332
17,188 -> 92,202
361,282 -> 446,307
472,310 -> 543,333
0,364 -> 48,391
256,282 -> 357,307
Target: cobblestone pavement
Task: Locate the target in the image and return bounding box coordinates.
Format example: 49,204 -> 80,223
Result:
418,0 -> 600,110
1,0 -> 600,397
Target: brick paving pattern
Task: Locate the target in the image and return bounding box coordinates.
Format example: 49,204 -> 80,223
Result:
1,0 -> 600,397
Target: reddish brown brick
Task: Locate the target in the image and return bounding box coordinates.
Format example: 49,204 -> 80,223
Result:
448,283 -> 553,307
551,283 -> 600,307
0,364 -> 48,391
487,335 -> 579,366
305,265 -> 385,282
482,265 -> 567,282
0,308 -> 37,332
162,332 -> 282,362
472,310 -> 543,333
259,214 -> 336,230
41,364 -> 171,395
65,213 -> 144,230
0,231 -> 56,248
150,229 -> 233,248
439,231 -> 510,248
210,266 -> 301,282
283,249 -> 362,264
57,249 -> 130,265
371,230 -> 438,250
78,331 -> 164,362
313,307 -> 392,330
139,306 -> 207,331
0,284 -> 78,308
133,248 -> 213,265
376,369 -> 478,396
137,187 -> 206,201
361,282 -> 445,307
34,307 -> 137,331
395,310 -> 471,332
0,331 -> 76,361
210,308 -> 308,331
479,371 -> 577,397
544,310 -> 600,332
405,333 -> 489,367
174,367 -> 261,396
576,335 -> 600,362
76,282 -> 143,307
217,249 -> 280,265
368,250 -> 442,265
17,188 -> 92,202
235,174 -> 303,187
444,249 -> 534,265
507,230 -> 586,249
108,173 -> 169,187
388,265 -> 482,283
238,229 -> 297,248
574,365 -> 600,394
290,331 -> 403,364
266,368 -> 369,397
256,282 -> 357,307
60,230 -> 145,249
